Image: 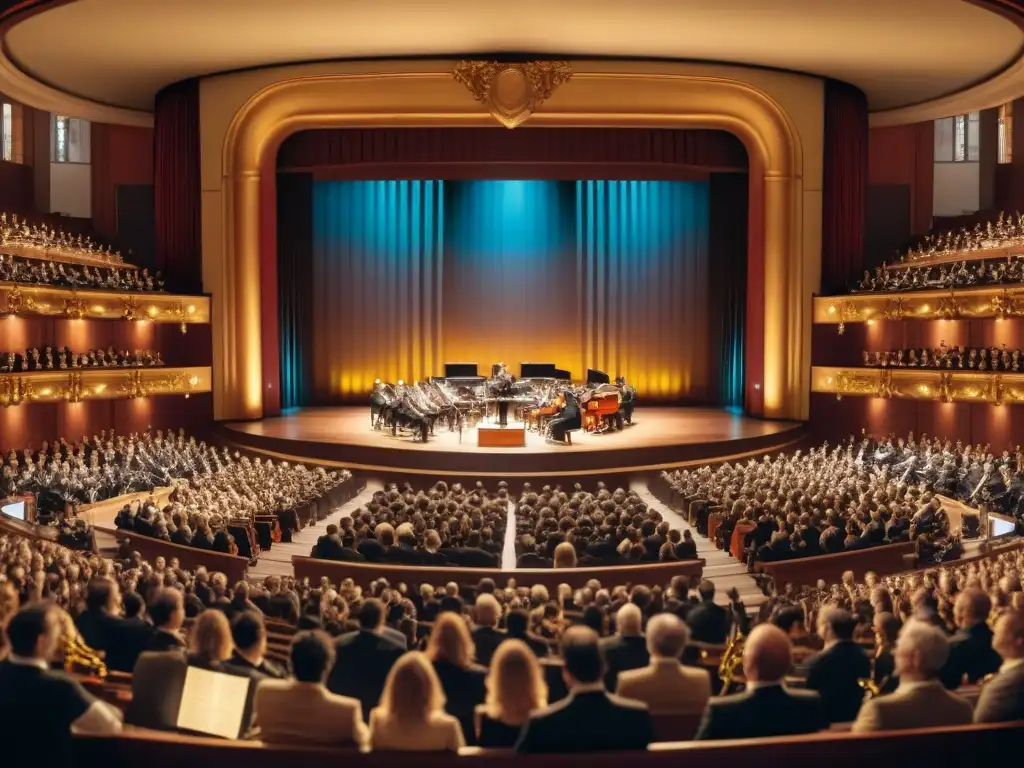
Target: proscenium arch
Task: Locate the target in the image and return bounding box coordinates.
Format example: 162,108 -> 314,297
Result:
220,68 -> 807,421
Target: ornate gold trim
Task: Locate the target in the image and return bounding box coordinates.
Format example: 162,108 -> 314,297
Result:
815,286 -> 1024,327
0,282 -> 210,330
452,60 -> 572,129
219,68 -> 805,421
812,366 -> 1024,405
0,366 -> 210,407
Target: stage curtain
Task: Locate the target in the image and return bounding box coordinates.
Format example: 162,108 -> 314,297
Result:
575,180 -> 711,400
708,173 -> 748,407
278,173 -> 315,410
822,79 -> 868,293
154,79 -> 202,292
278,128 -> 749,173
310,180 -> 446,402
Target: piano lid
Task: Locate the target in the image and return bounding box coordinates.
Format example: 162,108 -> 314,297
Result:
520,362 -> 557,379
444,362 -> 479,378
586,368 -> 610,385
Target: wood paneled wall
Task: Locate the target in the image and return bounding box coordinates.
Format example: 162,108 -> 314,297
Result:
91,123 -> 154,240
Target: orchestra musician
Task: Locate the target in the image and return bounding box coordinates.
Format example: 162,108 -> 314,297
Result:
490,363 -> 515,427
617,376 -> 637,426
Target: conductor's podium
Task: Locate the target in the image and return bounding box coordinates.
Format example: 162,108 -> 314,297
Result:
477,424 -> 527,447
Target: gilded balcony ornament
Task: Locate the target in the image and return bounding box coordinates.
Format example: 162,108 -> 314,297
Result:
62,296 -> 86,319
5,283 -> 23,315
120,370 -> 146,399
936,293 -> 962,320
938,372 -> 954,403
64,373 -> 86,404
882,297 -> 906,321
122,295 -> 139,321
836,301 -> 861,335
836,371 -> 876,397
877,369 -> 894,399
453,60 -> 573,129
0,376 -> 22,407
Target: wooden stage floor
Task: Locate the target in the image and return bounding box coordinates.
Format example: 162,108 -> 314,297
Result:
221,406 -> 805,477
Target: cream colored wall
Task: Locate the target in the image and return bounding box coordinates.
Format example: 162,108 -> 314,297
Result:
199,59 -> 824,420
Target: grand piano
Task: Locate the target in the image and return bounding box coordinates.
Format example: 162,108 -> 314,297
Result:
581,368 -> 624,433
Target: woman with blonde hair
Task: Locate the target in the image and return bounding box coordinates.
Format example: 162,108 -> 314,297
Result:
553,541 -> 577,569
424,611 -> 487,744
369,651 -> 465,751
188,608 -> 234,669
476,639 -> 548,747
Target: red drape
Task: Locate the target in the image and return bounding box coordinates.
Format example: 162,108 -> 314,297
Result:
154,79 -> 202,292
821,80 -> 868,293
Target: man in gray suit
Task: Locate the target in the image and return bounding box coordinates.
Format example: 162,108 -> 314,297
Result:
974,610 -> 1024,723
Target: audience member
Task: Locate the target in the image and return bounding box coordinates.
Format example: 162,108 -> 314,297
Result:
425,612 -> 487,745
471,593 -> 507,666
144,588 -> 187,653
369,652 -> 465,751
617,613 -> 711,715
600,602 -> 649,691
686,580 -> 730,644
515,625 -> 653,753
939,588 -> 1002,688
974,610 -> 1024,723
225,610 -> 286,679
255,630 -> 368,748
805,608 -> 871,724
476,639 -> 549,747
852,620 -> 973,732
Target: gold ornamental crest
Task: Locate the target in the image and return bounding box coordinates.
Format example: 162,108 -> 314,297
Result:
453,60 -> 573,129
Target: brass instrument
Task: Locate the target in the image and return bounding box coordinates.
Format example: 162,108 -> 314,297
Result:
59,611 -> 107,678
858,630 -> 889,700
718,631 -> 745,694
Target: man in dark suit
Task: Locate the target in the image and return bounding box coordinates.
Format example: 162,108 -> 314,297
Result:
471,593 -> 507,666
974,610 -> 1024,723
104,591 -> 155,673
75,577 -> 138,671
327,598 -> 404,721
443,532 -> 500,568
516,625 -> 653,753
695,623 -> 828,740
805,607 -> 871,723
169,525 -> 192,547
675,529 -> 698,560
385,523 -> 424,565
224,611 -> 287,679
143,588 -> 187,654
940,588 -> 1002,689
506,608 -> 549,658
600,603 -> 649,690
310,525 -> 347,560
686,580 -> 731,644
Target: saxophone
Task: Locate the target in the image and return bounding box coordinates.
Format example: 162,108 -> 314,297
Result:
718,631 -> 745,694
858,630 -> 888,700
60,611 -> 107,678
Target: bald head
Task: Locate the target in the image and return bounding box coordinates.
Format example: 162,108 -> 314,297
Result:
616,603 -> 643,637
742,624 -> 792,684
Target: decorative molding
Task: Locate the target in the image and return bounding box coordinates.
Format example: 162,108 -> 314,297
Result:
453,60 -> 573,129
812,366 -> 1024,406
0,282 -> 210,331
815,286 -> 1024,329
0,366 -> 211,407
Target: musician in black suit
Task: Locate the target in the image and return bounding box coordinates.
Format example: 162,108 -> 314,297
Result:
327,599 -> 404,722
695,624 -> 828,740
805,608 -> 871,723
515,625 -> 653,753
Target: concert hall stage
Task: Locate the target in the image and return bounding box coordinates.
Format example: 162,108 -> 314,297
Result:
220,407 -> 805,477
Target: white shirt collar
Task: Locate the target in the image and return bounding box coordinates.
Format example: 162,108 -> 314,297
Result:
7,654 -> 49,671
571,682 -> 608,694
1000,657 -> 1024,673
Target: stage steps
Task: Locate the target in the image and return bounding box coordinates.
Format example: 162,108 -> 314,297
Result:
247,480 -> 382,582
632,481 -> 766,611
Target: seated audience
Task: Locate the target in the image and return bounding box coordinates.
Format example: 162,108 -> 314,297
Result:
425,612 -> 487,745
144,588 -> 187,653
617,613 -> 711,715
939,588 -> 1002,688
471,593 -> 506,666
506,608 -> 549,658
327,598 -> 405,722
974,609 -> 1024,723
696,624 -> 827,740
255,630 -> 368,748
476,639 -> 549,747
686,580 -> 731,644
852,620 -> 973,732
516,625 -> 653,753
805,607 -> 871,724
225,610 -> 286,679
0,603 -> 122,767
369,651 -> 465,751
600,602 -> 649,691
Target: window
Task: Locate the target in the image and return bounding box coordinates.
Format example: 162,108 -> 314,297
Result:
52,115 -> 90,163
934,111 -> 980,163
2,104 -> 11,162
999,102 -> 1013,164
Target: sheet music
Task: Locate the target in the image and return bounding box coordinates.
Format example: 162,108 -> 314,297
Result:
176,666 -> 251,740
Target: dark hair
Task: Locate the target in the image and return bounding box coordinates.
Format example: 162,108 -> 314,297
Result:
230,610 -> 265,651
697,580 -> 716,601
86,577 -> 116,613
477,578 -> 496,595
771,605 -> 805,634
148,588 -> 183,628
505,608 -> 529,636
580,606 -> 605,635
825,608 -> 858,641
122,591 -> 145,619
561,625 -> 604,683
5,603 -> 54,657
290,630 -> 335,683
358,598 -> 385,630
